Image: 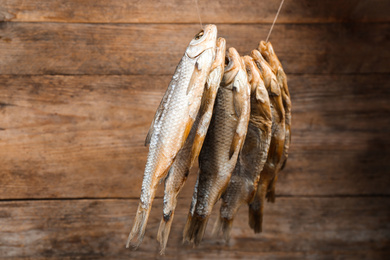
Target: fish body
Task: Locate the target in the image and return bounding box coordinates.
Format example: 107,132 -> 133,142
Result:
183,48 -> 250,245
249,50 -> 285,233
259,41 -> 291,176
156,38 -> 226,254
126,25 -> 217,248
213,56 -> 272,241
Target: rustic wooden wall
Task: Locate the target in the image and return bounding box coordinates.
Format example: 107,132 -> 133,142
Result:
0,0 -> 389,259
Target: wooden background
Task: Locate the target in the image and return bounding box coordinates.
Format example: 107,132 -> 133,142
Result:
1,0 -> 389,259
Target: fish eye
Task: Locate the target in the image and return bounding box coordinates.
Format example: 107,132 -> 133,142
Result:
225,56 -> 230,66
194,30 -> 204,40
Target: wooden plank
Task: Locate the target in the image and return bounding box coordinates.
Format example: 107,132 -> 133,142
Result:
0,75 -> 389,199
0,23 -> 389,75
0,197 -> 389,259
1,0 -> 389,24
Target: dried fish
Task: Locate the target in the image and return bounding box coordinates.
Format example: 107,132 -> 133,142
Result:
126,24 -> 217,248
258,41 -> 291,179
183,48 -> 251,245
213,56 -> 273,241
249,50 -> 285,233
157,37 -> 226,254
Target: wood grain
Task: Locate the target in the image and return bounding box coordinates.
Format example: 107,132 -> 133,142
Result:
0,197 -> 389,259
0,23 -> 388,75
0,74 -> 389,199
1,0 -> 389,24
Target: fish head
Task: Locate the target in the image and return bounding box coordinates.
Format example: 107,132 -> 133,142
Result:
210,37 -> 226,71
243,56 -> 261,91
186,24 -> 217,59
243,56 -> 271,115
258,41 -> 281,74
223,47 -> 245,86
251,49 -> 280,96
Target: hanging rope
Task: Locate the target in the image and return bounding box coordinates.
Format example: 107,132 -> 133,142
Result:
195,0 -> 203,29
266,0 -> 285,42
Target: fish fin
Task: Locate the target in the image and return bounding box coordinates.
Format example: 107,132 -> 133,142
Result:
157,211 -> 174,255
126,204 -> 152,249
183,175 -> 200,243
189,107 -> 213,167
255,83 -> 266,104
212,215 -> 233,243
182,118 -> 195,147
248,203 -> 263,233
189,132 -> 205,168
229,82 -> 249,159
186,63 -> 201,95
211,215 -> 223,237
186,213 -> 209,246
269,78 -> 281,97
182,213 -> 193,244
277,68 -> 290,98
248,182 -> 267,233
266,175 -> 278,203
145,121 -> 155,146
221,217 -> 233,243
280,158 -> 288,170
229,132 -> 241,159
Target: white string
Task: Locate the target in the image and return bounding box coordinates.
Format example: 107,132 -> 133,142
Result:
266,0 -> 285,43
195,0 -> 203,29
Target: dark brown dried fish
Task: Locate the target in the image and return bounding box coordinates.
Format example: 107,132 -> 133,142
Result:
258,41 -> 291,179
213,55 -> 273,241
183,47 -> 251,245
249,50 -> 285,233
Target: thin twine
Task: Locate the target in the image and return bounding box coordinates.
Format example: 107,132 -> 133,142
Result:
265,0 -> 285,42
195,0 -> 203,29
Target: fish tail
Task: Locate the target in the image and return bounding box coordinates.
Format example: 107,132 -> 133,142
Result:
248,203 -> 263,233
186,213 -> 209,246
157,211 -> 174,255
266,175 -> 278,203
221,217 -> 233,243
183,176 -> 199,243
127,173 -> 161,249
211,214 -> 223,237
157,190 -> 180,254
212,215 -> 233,243
126,203 -> 152,249
248,184 -> 267,233
266,188 -> 276,203
182,213 -> 193,243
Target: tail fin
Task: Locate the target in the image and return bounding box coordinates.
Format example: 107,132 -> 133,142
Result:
157,211 -> 174,255
185,213 -> 209,245
126,204 -> 151,249
248,183 -> 266,233
248,203 -> 263,233
212,216 -> 233,243
182,213 -> 193,243
266,175 -> 278,203
266,188 -> 275,203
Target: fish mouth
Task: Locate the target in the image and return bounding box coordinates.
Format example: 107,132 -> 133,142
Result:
222,47 -> 242,85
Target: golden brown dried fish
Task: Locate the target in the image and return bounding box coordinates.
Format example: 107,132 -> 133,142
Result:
258,41 -> 291,182
249,50 -> 285,233
156,37 -> 226,254
126,25 -> 217,249
213,56 -> 272,241
183,48 -> 250,245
